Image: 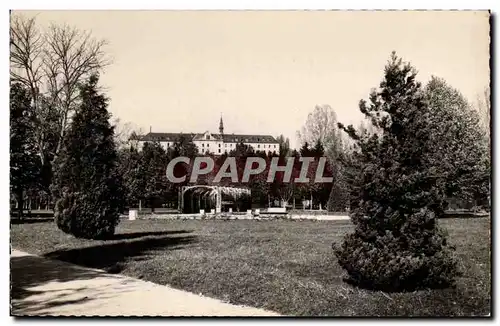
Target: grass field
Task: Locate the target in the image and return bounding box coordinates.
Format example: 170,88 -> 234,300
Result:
10,218 -> 491,316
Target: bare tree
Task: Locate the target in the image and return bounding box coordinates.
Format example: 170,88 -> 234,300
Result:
476,86 -> 491,147
297,104 -> 344,161
44,23 -> 110,155
10,15 -> 44,103
277,184 -> 295,208
10,14 -> 110,167
113,118 -> 143,149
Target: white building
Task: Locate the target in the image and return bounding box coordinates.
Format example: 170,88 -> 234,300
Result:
134,117 -> 280,155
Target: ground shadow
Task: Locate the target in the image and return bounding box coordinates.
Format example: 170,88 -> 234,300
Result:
108,230 -> 193,240
11,255 -> 99,302
341,275 -> 455,293
43,234 -> 197,272
10,218 -> 54,225
11,234 -> 197,316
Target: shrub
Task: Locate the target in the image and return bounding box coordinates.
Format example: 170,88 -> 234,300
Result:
54,180 -> 124,239
334,207 -> 459,291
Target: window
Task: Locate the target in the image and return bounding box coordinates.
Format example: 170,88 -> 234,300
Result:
274,145 -> 276,148
206,135 -> 210,140
202,144 -> 204,147
258,144 -> 260,148
218,149 -> 221,153
167,142 -> 170,147
219,144 -> 221,147
225,144 -> 227,147
207,143 -> 210,147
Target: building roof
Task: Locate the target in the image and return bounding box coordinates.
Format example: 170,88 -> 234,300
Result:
135,132 -> 195,142
134,132 -> 278,143
222,134 -> 277,143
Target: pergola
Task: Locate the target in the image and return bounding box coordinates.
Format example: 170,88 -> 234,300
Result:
179,185 -> 251,213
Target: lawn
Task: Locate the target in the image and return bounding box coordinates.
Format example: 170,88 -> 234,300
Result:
10,217 -> 491,316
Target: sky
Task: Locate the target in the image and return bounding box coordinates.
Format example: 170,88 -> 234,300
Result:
15,10 -> 490,148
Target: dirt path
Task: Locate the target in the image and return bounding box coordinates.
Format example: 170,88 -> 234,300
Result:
10,249 -> 280,316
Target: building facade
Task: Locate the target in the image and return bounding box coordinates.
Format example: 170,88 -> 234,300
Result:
134,117 -> 280,155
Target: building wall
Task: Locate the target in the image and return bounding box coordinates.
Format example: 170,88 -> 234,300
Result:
193,139 -> 223,154
137,138 -> 280,155
247,143 -> 279,153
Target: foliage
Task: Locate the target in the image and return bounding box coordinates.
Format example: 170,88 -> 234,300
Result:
10,14 -> 109,195
167,134 -> 199,159
229,142 -> 255,158
475,87 -> 491,147
295,140 -> 333,209
117,146 -> 145,207
276,134 -> 291,157
334,53 -> 459,291
140,142 -> 170,211
51,74 -> 124,239
10,83 -> 41,217
424,77 -> 490,210
297,105 -> 344,210
297,104 -> 343,161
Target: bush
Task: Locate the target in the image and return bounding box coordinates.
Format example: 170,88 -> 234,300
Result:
54,183 -> 123,239
334,207 -> 459,291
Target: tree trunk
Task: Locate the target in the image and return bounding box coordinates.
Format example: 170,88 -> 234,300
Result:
16,189 -> 24,219
139,199 -> 142,211
28,197 -> 32,217
310,192 -> 313,211
293,197 -> 296,209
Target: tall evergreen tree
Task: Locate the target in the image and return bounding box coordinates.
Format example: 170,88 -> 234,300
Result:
10,83 -> 40,218
334,53 -> 459,291
51,74 -> 124,239
299,142 -> 312,157
312,139 -> 325,157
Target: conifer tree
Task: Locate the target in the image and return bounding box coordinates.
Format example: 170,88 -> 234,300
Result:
52,74 -> 124,239
10,83 -> 40,218
334,53 -> 459,291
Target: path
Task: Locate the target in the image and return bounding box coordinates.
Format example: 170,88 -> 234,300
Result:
10,249 -> 280,317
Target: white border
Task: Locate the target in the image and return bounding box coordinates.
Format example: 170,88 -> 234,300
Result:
2,1 -> 497,325
5,1 -> 498,10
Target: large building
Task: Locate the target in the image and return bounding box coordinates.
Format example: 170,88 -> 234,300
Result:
135,117 -> 280,155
